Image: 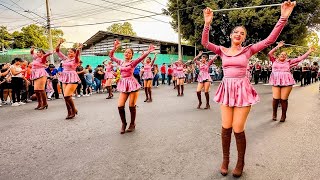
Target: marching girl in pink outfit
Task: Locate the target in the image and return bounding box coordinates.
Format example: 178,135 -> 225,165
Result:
142,53 -> 157,102
109,39 -> 155,134
193,51 -> 218,109
174,60 -> 186,96
104,61 -> 115,99
30,47 -> 52,110
202,1 -> 295,177
55,39 -> 82,120
268,41 -> 315,122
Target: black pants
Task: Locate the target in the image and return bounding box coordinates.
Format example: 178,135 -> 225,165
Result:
52,80 -> 59,99
254,73 -> 260,84
161,73 -> 166,84
167,75 -> 172,85
300,72 -> 306,86
11,77 -> 23,103
77,78 -> 87,95
0,85 -> 3,101
134,74 -> 141,85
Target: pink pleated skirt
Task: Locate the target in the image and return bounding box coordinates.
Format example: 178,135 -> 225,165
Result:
198,72 -> 211,82
142,71 -> 154,80
269,72 -> 295,86
176,72 -> 186,79
58,71 -> 80,84
31,68 -> 48,80
104,72 -> 115,79
214,77 -> 259,107
117,76 -> 141,92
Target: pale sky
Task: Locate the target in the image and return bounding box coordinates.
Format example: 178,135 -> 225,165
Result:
0,0 -> 319,47
0,0 -> 177,46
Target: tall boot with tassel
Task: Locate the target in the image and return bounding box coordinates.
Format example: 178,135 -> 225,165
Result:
34,90 -> 42,110
272,98 -> 280,121
280,99 -> 288,122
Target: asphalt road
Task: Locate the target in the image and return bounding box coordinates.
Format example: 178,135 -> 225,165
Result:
0,82 -> 319,180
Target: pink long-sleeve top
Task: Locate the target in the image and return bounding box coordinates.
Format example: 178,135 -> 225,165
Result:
105,64 -> 113,72
109,49 -> 150,78
175,63 -> 184,72
202,17 -> 288,78
194,55 -> 218,73
30,49 -> 52,69
56,47 -> 80,71
268,47 -> 311,72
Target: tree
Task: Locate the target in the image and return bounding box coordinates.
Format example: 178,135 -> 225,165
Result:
0,26 -> 13,49
10,24 -> 63,49
165,0 -> 320,56
107,22 -> 137,36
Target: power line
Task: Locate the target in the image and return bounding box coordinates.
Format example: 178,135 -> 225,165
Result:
74,0 -> 169,24
100,0 -> 162,15
52,13 -> 163,28
0,2 -> 46,26
152,0 -> 166,7
9,0 -> 46,20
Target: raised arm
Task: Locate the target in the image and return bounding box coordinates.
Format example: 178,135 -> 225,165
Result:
55,39 -> 68,61
250,1 -> 295,54
193,51 -> 203,65
289,47 -> 315,66
150,53 -> 157,66
30,47 -> 37,59
42,52 -> 53,64
208,55 -> 218,66
268,41 -> 284,62
201,8 -> 221,55
109,39 -> 123,65
131,44 -> 155,67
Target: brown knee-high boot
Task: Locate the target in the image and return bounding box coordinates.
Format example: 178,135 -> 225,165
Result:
196,91 -> 202,109
147,87 -> 152,102
220,127 -> 232,176
34,90 -> 42,110
177,84 -> 181,96
118,106 -> 127,134
38,90 -> 48,110
280,99 -> 288,122
68,96 -> 77,116
144,87 -> 149,102
127,106 -> 136,132
64,96 -> 73,119
272,98 -> 280,121
204,92 -> 210,109
232,131 -> 246,178
181,85 -> 184,96
106,86 -> 112,99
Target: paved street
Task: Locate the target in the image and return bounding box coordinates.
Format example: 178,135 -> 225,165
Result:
0,82 -> 319,180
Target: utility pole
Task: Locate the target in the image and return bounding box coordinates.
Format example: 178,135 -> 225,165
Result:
177,0 -> 182,60
46,0 -> 54,64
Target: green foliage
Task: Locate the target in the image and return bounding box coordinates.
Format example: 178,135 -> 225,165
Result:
0,26 -> 13,49
166,0 -> 320,56
106,22 -> 137,36
2,24 -> 64,49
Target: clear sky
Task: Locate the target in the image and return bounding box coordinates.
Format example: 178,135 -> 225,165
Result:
0,0 -> 319,47
0,0 -> 177,46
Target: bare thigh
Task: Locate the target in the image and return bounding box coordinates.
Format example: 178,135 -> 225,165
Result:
204,82 -> 211,92
34,76 -> 47,90
106,79 -> 112,86
129,91 -> 139,107
118,92 -> 129,107
196,83 -> 204,92
220,105 -> 234,129
63,84 -> 78,97
280,86 -> 292,100
232,106 -> 251,133
272,86 -> 281,99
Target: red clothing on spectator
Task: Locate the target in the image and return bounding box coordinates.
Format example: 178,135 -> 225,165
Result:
161,65 -> 166,74
168,67 -> 173,75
